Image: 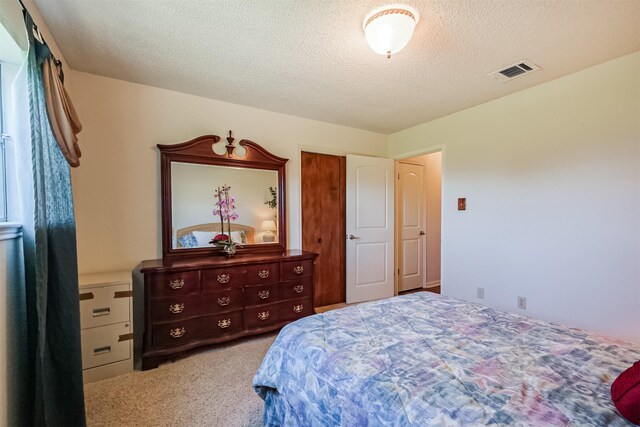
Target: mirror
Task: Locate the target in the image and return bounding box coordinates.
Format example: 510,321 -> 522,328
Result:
158,133 -> 288,259
171,162 -> 279,248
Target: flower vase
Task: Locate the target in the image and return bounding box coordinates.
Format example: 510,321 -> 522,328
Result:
223,244 -> 237,258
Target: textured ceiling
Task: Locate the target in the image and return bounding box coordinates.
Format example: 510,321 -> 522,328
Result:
34,0 -> 640,134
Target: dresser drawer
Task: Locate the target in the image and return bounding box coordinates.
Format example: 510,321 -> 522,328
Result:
81,322 -> 132,369
152,311 -> 243,348
244,283 -> 280,307
279,276 -> 313,301
278,297 -> 313,322
147,271 -> 199,297
202,267 -> 247,291
150,289 -> 244,322
244,304 -> 279,330
80,284 -> 130,328
281,259 -> 313,280
244,263 -> 280,285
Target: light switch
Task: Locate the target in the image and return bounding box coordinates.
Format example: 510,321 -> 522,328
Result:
458,198 -> 466,211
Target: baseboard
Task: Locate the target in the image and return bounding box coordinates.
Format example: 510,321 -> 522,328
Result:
425,281 -> 440,289
315,303 -> 350,314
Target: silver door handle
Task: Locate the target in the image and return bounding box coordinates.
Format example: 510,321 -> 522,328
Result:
348,234 -> 360,240
419,231 -> 425,236
92,307 -> 111,317
93,346 -> 111,356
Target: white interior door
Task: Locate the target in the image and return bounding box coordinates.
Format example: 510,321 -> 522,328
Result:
346,155 -> 394,304
397,162 -> 425,292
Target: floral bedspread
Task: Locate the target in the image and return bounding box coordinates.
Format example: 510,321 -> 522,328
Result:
253,292 -> 640,426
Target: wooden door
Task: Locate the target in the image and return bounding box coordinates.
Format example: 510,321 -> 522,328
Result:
301,152 -> 346,307
345,154 -> 395,303
397,162 -> 425,292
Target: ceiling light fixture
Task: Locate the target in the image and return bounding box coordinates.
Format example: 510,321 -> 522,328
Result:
363,4 -> 419,59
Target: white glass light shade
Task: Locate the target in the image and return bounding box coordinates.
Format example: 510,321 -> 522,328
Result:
261,220 -> 277,231
363,5 -> 419,58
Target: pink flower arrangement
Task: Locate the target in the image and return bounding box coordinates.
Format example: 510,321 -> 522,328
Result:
211,185 -> 240,252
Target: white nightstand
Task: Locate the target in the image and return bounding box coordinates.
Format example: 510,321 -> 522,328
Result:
78,271 -> 133,383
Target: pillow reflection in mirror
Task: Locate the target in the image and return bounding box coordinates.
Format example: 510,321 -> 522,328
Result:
192,230 -> 216,247
231,231 -> 247,244
177,229 -> 249,249
178,233 -> 198,248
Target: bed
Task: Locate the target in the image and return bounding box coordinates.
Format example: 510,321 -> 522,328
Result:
253,292 -> 640,426
175,223 -> 255,247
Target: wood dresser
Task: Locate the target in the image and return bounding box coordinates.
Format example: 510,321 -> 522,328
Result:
140,250 -> 317,370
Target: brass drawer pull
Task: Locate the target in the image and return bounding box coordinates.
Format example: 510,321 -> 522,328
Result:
217,296 -> 231,306
170,327 -> 185,338
293,284 -> 304,294
293,304 -> 303,313
293,265 -> 304,275
258,311 -> 270,321
218,319 -> 231,328
169,303 -> 184,314
258,269 -> 270,279
217,274 -> 230,284
258,290 -> 270,299
114,290 -> 133,299
79,292 -> 94,301
169,279 -> 184,289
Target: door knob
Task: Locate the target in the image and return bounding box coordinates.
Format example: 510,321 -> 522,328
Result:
317,238 -> 323,244
419,231 -> 425,236
348,234 -> 360,240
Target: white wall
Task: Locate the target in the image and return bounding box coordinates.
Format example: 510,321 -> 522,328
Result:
389,52 -> 640,343
67,71 -> 387,274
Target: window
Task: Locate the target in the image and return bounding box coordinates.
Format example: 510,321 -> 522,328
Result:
1,18 -> 23,224
0,63 -> 7,222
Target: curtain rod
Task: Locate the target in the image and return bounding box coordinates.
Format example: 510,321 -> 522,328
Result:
16,0 -> 64,75
18,0 -> 43,40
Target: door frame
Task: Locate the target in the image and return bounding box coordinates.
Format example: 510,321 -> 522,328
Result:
396,160 -> 427,293
393,145 -> 446,296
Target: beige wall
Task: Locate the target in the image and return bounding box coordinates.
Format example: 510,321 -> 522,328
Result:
389,51 -> 640,343
67,71 -> 387,274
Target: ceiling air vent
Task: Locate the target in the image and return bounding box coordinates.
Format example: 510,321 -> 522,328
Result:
488,60 -> 540,82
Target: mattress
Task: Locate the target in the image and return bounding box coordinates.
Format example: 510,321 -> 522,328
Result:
253,292 -> 640,426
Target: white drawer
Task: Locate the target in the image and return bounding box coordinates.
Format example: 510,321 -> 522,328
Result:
79,283 -> 130,328
81,322 -> 132,369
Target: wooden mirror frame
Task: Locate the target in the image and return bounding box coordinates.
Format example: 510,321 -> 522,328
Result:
158,133 -> 288,259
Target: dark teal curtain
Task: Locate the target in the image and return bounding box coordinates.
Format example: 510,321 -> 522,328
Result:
21,11 -> 86,427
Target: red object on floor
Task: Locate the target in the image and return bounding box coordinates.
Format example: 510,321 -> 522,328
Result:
611,361 -> 640,424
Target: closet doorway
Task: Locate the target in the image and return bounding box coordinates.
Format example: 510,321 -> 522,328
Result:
301,152 -> 346,307
395,151 -> 442,294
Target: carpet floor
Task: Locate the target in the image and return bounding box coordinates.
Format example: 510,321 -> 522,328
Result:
84,332 -> 277,427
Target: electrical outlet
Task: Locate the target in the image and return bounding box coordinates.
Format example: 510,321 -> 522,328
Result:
517,296 -> 527,309
477,287 -> 485,299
